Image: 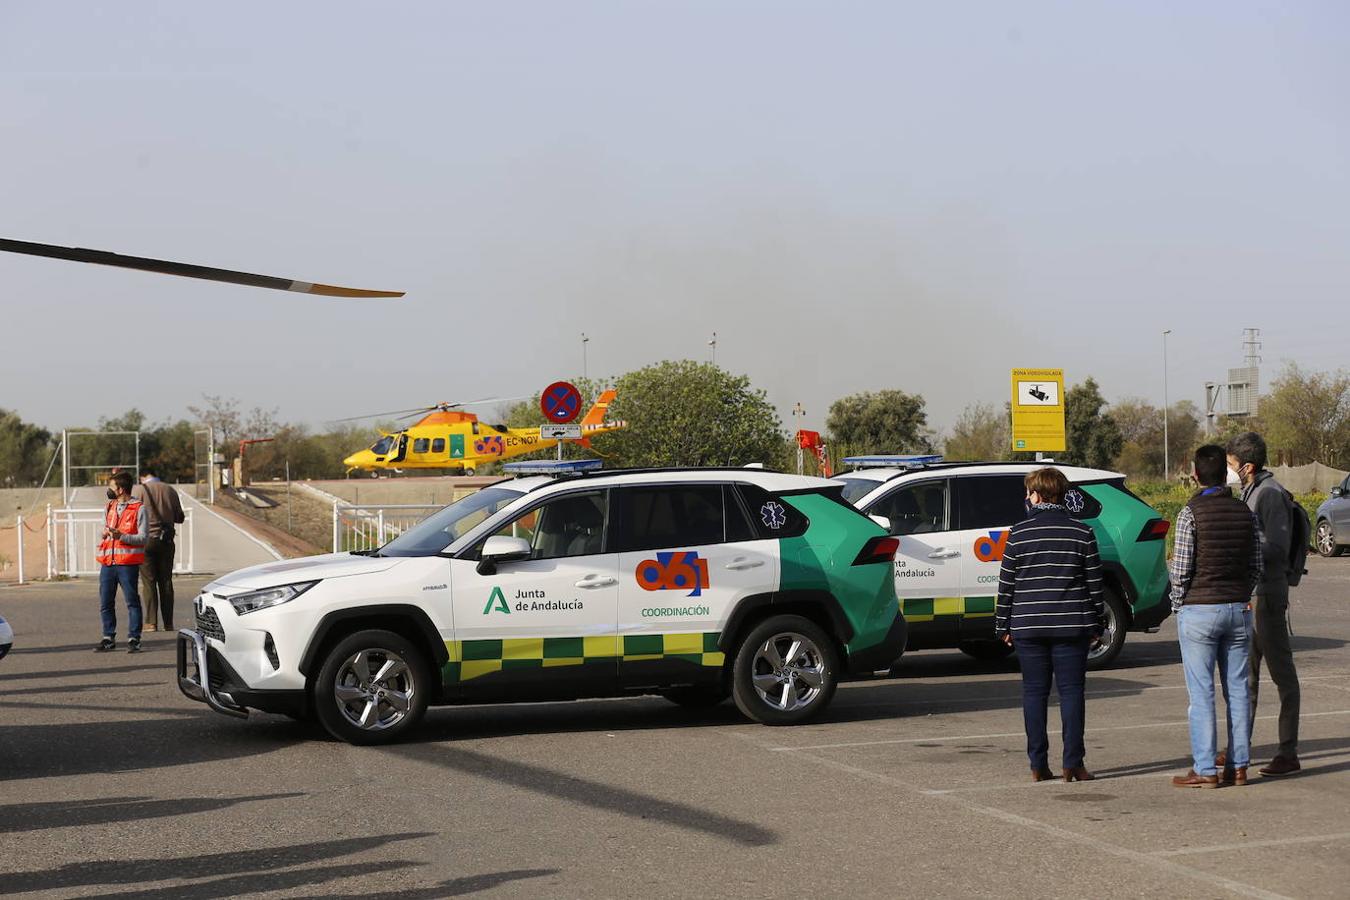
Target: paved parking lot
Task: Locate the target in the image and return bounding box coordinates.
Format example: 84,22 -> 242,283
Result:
2,559 -> 1347,898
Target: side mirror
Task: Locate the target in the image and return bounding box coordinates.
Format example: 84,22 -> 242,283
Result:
476,535 -> 531,576
1332,487 -> 1344,499
868,514 -> 892,532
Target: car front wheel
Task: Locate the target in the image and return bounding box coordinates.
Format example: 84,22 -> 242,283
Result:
1316,520 -> 1345,557
732,615 -> 839,725
314,630 -> 430,745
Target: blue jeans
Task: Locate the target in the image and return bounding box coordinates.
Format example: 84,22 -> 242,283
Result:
1016,636 -> 1090,770
99,564 -> 142,640
1177,603 -> 1252,775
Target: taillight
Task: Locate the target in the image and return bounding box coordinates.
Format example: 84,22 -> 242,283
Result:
1136,518 -> 1170,541
852,535 -> 900,566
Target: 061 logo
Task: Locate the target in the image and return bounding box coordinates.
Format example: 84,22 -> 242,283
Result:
635,551 -> 710,597
973,530 -> 1009,562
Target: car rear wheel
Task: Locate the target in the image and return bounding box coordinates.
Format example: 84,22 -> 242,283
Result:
1087,590 -> 1128,670
660,686 -> 730,708
732,615 -> 839,725
1316,520 -> 1345,557
314,629 -> 430,745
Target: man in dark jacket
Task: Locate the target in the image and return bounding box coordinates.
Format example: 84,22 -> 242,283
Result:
1228,432 -> 1302,777
996,467 -> 1106,783
132,468 -> 185,632
1169,445 -> 1263,788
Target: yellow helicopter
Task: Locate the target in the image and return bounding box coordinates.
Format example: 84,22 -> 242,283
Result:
340,391 -> 626,475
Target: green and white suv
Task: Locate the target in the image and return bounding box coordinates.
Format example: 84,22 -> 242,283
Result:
835,459 -> 1171,668
178,466 -> 905,744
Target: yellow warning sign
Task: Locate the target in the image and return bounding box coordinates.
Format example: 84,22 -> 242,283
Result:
1011,368 -> 1066,452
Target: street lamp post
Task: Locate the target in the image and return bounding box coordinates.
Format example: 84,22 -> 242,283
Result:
708,332 -> 717,366
581,333 -> 589,380
1163,329 -> 1172,480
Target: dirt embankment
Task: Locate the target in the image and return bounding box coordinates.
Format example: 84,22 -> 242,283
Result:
213,488 -> 329,558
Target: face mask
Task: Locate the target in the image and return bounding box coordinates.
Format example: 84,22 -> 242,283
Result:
106,488 -> 117,500
1226,467 -> 1241,486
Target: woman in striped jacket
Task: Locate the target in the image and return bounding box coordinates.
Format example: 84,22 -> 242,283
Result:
995,467 -> 1107,783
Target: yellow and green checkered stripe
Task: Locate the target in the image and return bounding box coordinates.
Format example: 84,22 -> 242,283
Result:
900,596 -> 995,623
443,632 -> 725,683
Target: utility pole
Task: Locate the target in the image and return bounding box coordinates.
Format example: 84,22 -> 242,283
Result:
791,403 -> 806,474
708,332 -> 717,366
1163,329 -> 1171,480
581,332 -> 589,380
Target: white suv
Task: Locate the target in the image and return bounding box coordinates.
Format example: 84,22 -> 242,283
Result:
177,467 -> 904,744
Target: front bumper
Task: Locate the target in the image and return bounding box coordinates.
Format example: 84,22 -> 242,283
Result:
177,629 -> 248,718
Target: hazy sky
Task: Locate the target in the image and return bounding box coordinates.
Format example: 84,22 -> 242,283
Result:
3,1 -> 1347,441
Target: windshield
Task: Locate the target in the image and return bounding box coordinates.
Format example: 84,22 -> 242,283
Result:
835,477 -> 880,504
371,435 -> 395,455
378,486 -> 525,557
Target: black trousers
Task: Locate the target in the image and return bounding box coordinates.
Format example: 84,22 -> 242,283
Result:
139,536 -> 176,629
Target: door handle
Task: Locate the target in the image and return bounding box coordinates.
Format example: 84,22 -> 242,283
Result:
927,549 -> 960,559
575,575 -> 618,589
725,557 -> 765,570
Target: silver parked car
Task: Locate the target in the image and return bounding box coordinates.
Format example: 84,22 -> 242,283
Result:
1314,474 -> 1350,557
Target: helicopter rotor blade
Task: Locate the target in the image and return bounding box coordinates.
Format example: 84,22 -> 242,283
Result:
0,238 -> 404,299
327,395 -> 537,426
328,406 -> 438,424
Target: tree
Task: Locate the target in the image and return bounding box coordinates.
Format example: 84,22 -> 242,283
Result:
826,390 -> 932,455
600,361 -> 783,467
1262,363 -> 1350,466
0,409 -> 54,487
944,403 -> 1009,461
1109,397 -> 1200,478
1061,378 -> 1122,470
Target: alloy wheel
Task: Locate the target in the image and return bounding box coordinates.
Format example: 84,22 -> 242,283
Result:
333,647 -> 415,731
1317,521 -> 1335,556
750,632 -> 826,712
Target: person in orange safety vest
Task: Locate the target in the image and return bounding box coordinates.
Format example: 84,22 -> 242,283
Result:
96,470 -> 148,652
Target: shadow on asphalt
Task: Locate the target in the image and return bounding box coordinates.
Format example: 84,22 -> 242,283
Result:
1093,734 -> 1350,780
0,680 -> 162,697
0,833 -> 432,898
291,869 -> 561,899
0,662 -> 172,682
0,716 -> 308,782
389,743 -> 778,847
0,793 -> 303,834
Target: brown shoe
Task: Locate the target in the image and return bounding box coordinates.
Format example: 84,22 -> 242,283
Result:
145,624 -> 158,633
1259,756 -> 1301,777
1171,770 -> 1220,788
1064,766 -> 1095,782
1031,766 -> 1056,782
1233,766 -> 1248,786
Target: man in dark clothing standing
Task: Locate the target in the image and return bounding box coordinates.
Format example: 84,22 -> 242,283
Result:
132,468 -> 185,632
1228,432 -> 1302,777
996,467 -> 1107,783
1169,445 -> 1263,788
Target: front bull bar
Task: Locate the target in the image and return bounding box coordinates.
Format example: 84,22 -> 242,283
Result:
176,628 -> 248,718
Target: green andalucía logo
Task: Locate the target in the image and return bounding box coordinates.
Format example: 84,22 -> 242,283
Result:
483,586 -> 510,615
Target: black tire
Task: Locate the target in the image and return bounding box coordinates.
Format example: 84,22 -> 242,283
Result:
731,614 -> 839,725
660,686 -> 730,708
1086,590 -> 1128,670
313,629 -> 431,745
958,639 -> 1015,661
1316,519 -> 1345,558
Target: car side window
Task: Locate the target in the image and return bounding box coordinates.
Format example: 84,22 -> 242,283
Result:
956,475 -> 1026,531
868,480 -> 949,536
486,491 -> 608,560
734,483 -> 810,538
618,485 -> 726,552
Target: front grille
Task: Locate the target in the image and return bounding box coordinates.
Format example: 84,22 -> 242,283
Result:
196,606 -> 225,642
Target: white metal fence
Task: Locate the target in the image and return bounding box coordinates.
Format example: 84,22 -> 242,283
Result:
47,506 -> 195,578
332,503 -> 441,553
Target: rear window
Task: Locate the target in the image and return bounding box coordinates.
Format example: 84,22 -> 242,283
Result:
956,475 -> 1026,531
735,483 -> 810,538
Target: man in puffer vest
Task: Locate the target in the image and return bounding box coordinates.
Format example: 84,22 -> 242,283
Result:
95,470 -> 149,653
1169,445 -> 1264,788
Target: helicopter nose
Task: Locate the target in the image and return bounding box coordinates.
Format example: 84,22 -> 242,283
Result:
344,451 -> 371,467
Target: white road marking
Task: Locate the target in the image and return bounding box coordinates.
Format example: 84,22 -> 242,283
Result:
1154,831 -> 1350,857
769,708 -> 1350,752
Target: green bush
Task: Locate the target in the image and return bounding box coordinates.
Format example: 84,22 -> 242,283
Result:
1127,480 -> 1324,557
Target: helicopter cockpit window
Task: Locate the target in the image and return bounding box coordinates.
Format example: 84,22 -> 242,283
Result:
378,487 -> 527,557
413,438 -> 430,454
432,438 -> 446,454
371,435 -> 395,455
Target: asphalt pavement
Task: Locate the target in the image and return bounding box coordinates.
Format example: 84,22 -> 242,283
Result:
1,559 -> 1348,898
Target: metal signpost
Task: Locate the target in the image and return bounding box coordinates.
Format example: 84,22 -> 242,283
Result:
1010,369 -> 1067,457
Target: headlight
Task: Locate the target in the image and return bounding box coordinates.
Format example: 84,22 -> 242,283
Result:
228,581 -> 318,616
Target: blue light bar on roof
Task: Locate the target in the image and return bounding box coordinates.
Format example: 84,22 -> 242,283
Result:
842,454 -> 945,470
501,459 -> 604,477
